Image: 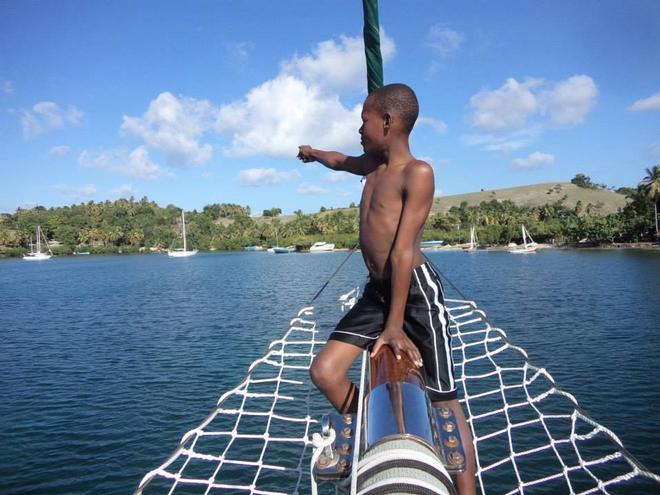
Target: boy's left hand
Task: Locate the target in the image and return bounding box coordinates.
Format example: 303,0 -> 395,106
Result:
371,326 -> 423,368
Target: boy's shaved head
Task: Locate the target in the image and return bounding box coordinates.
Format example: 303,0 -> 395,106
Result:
366,83 -> 419,134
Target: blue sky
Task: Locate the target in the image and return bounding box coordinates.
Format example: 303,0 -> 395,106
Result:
1,0 -> 659,214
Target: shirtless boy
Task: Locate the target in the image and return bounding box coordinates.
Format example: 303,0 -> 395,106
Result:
297,83 -> 475,494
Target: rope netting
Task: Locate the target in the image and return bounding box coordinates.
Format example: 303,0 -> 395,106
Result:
136,283 -> 659,495
135,303 -> 328,495
447,299 -> 660,495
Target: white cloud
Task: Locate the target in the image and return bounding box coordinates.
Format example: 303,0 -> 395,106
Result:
540,75 -> 598,126
2,79 -> 14,95
78,146 -> 166,181
469,78 -> 541,132
238,167 -> 300,186
112,31 -> 397,164
629,92 -> 660,112
425,25 -> 464,57
511,151 -> 555,170
463,126 -> 541,154
121,92 -> 216,166
215,31 -> 396,158
20,101 -> 83,138
112,184 -> 138,198
297,183 -> 328,195
469,75 -> 597,133
418,116 -> 448,135
466,75 -> 597,153
217,75 -> 363,158
54,183 -> 97,200
48,145 -> 71,157
323,171 -> 354,183
281,30 -> 396,93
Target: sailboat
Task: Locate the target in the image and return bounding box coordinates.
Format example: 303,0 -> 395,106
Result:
465,226 -> 479,252
509,225 -> 538,254
23,226 -> 53,261
267,229 -> 289,254
168,211 -> 198,257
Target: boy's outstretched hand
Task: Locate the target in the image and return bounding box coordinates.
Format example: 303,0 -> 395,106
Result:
371,326 -> 424,368
297,145 -> 315,163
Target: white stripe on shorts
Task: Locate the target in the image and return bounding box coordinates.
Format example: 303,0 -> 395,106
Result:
420,264 -> 455,391
412,268 -> 443,391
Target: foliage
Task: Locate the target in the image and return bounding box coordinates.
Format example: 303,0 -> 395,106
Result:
262,207 -> 282,217
571,173 -> 607,190
639,165 -> 660,239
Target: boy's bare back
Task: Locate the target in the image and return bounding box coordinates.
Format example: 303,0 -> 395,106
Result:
359,158 -> 432,280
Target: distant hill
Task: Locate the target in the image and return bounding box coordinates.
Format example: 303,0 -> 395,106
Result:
431,182 -> 627,215
266,182 -> 628,222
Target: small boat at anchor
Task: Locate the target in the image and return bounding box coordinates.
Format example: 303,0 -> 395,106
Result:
509,225 -> 538,254
420,240 -> 444,249
23,226 -> 53,261
464,227 -> 479,252
309,241 -> 335,252
168,211 -> 198,257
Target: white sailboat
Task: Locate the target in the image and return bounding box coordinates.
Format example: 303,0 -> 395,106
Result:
465,226 -> 479,252
509,225 -> 538,254
168,211 -> 198,257
23,226 -> 53,261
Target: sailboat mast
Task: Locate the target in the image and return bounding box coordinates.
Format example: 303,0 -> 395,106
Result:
36,226 -> 41,254
182,211 -> 187,252
522,226 -> 527,248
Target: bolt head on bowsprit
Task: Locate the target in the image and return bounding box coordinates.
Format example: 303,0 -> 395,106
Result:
444,435 -> 459,448
449,451 -> 465,466
439,407 -> 452,419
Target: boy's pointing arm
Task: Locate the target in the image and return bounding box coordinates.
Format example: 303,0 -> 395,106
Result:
297,145 -> 368,176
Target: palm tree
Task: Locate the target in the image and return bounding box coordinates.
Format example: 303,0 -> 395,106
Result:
640,165 -> 660,241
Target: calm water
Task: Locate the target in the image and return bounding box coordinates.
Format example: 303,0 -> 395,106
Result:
0,250 -> 658,494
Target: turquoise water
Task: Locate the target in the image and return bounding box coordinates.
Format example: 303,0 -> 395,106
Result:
0,250 -> 658,494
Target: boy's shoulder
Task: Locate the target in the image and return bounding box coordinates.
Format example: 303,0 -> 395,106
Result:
403,158 -> 434,181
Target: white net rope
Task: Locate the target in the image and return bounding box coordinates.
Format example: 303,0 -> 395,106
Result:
447,299 -> 660,495
136,287 -> 659,495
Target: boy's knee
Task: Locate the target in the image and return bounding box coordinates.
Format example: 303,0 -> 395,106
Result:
310,355 -> 337,389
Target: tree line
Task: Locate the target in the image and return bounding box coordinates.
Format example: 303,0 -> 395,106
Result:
0,169 -> 657,257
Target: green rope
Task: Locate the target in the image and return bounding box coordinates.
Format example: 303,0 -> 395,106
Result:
362,0 -> 384,93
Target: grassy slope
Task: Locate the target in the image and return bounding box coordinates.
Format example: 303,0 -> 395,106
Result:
257,182 -> 627,224
431,182 -> 627,215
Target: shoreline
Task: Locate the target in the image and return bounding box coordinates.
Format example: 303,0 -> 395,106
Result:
421,241 -> 659,252
1,242 -> 658,259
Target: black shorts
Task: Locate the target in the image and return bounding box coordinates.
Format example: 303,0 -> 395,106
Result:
329,261 -> 456,401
